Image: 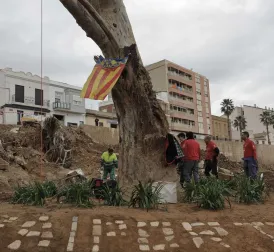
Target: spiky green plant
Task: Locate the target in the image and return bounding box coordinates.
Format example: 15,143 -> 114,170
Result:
42,181 -> 57,198
196,178 -> 232,210
100,183 -> 126,206
129,180 -> 164,211
57,182 -> 93,208
184,178 -> 232,210
184,177 -> 208,202
234,174 -> 268,204
12,181 -> 47,206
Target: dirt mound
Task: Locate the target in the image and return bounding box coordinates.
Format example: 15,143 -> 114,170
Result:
0,124 -> 112,192
200,150 -> 242,173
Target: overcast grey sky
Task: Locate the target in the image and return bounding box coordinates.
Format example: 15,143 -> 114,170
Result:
0,0 -> 273,114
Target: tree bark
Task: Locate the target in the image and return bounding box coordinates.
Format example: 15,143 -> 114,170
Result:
266,124 -> 271,145
227,116 -> 231,141
59,0 -> 176,185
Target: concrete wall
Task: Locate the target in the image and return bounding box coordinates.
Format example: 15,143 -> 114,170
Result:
81,125 -> 119,146
81,125 -> 274,165
86,115 -> 114,128
146,60 -> 168,92
199,140 -> 274,165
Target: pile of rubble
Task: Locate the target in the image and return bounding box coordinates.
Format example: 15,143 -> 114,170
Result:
0,123 -> 112,194
200,150 -> 242,173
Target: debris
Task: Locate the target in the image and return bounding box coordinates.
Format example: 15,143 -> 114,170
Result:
65,169 -> 87,184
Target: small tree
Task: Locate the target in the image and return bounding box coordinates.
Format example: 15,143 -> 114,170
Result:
221,99 -> 235,140
233,115 -> 247,138
260,111 -> 274,145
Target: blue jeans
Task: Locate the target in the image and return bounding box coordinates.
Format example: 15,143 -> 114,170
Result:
243,157 -> 258,179
180,160 -> 199,184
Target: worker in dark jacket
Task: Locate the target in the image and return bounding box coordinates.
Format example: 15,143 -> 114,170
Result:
101,148 -> 118,180
204,135 -> 220,178
241,131 -> 258,179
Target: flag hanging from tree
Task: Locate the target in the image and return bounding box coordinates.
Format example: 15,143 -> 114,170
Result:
81,56 -> 128,100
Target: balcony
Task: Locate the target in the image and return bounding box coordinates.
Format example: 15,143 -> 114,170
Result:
170,122 -> 194,132
168,96 -> 195,109
11,95 -> 50,108
167,71 -> 193,84
53,102 -> 71,110
168,85 -> 193,95
170,111 -> 196,120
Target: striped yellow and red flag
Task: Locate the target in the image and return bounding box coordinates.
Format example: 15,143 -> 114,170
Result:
81,56 -> 128,100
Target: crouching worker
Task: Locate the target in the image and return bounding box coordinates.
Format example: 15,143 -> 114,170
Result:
204,135 -> 219,178
101,148 -> 118,180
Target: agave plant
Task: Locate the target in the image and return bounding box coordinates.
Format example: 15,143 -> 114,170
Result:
57,182 -> 93,208
12,182 -> 46,206
184,177 -> 233,210
129,180 -> 164,211
100,183 -> 126,206
234,174 -> 268,204
42,181 -> 57,198
196,178 -> 232,210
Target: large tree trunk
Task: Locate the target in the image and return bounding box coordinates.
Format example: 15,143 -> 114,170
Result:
59,0 -> 177,185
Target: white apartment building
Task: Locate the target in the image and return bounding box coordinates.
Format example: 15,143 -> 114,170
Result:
230,105 -> 274,144
0,68 -> 85,126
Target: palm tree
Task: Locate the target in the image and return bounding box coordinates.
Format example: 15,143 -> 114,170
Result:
221,99 -> 235,140
233,115 -> 247,137
260,111 -> 274,145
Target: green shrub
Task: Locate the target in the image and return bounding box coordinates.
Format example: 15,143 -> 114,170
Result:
12,181 -> 47,206
234,174 -> 268,204
184,178 -> 232,210
42,181 -> 58,198
129,180 -> 164,211
196,178 -> 232,210
57,182 -> 93,208
184,177 -> 208,202
100,183 -> 126,206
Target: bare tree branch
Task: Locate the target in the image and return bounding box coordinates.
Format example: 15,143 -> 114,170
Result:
78,0 -> 120,51
59,0 -> 117,57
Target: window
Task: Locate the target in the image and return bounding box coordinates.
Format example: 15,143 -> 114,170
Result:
34,112 -> 45,116
198,122 -> 203,129
79,121 -> 84,125
99,122 -> 104,127
197,100 -> 202,106
73,100 -> 81,105
15,85 -> 24,103
198,111 -> 202,117
73,95 -> 82,106
35,89 -> 43,106
262,141 -> 265,145
55,98 -> 61,103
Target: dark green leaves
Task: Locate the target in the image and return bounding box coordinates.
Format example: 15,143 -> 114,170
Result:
11,181 -> 57,206
129,180 -> 164,211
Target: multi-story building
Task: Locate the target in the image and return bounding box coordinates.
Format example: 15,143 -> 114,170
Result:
211,115 -> 230,140
0,68 -> 85,126
230,104 -> 274,144
99,92 -> 171,125
99,60 -> 211,138
146,60 -> 212,139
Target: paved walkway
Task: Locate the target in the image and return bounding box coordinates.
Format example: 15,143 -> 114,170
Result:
1,214 -> 274,251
